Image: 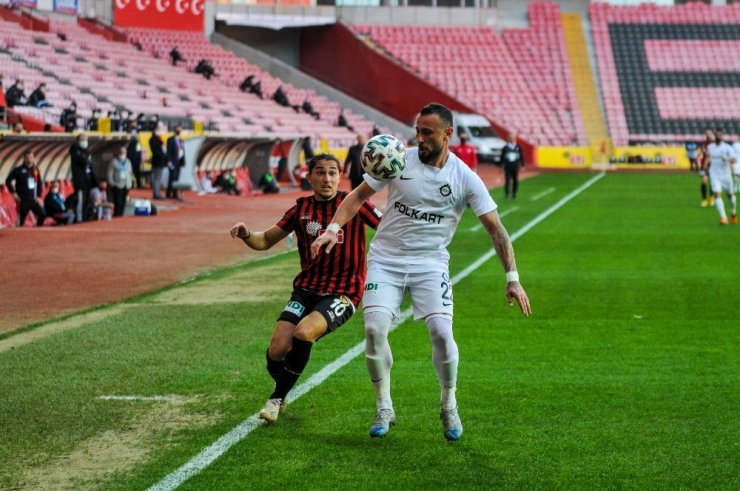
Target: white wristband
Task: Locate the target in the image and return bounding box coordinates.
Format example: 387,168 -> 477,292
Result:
326,223 -> 341,234
506,271 -> 519,283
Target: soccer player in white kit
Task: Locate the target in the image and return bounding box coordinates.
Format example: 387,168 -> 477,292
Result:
706,129 -> 737,225
311,103 -> 531,441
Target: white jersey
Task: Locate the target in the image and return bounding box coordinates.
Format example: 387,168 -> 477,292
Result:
364,147 -> 496,272
706,141 -> 735,180
733,142 -> 740,177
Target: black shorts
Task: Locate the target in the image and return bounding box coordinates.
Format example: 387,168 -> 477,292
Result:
277,289 -> 356,334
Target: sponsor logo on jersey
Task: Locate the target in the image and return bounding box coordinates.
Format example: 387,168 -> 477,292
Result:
439,184 -> 452,198
284,300 -> 305,317
393,201 -> 444,224
365,283 -> 379,293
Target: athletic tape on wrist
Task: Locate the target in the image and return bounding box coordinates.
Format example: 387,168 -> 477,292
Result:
506,271 -> 519,283
326,223 -> 341,234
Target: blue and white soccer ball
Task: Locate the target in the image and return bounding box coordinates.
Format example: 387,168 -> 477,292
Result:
362,134 -> 406,180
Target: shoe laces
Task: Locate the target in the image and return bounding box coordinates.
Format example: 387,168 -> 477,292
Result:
373,408 -> 394,425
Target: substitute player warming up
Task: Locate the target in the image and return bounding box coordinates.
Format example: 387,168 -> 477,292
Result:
230,154 -> 381,423
312,103 -> 531,441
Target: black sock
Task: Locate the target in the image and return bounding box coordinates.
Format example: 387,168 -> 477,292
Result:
266,349 -> 283,383
271,338 -> 313,400
701,183 -> 707,199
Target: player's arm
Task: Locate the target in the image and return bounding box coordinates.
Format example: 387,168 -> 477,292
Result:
478,210 -> 532,316
230,223 -> 289,251
311,181 -> 377,257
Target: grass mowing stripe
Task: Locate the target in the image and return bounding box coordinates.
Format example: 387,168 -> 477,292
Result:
468,205 -> 519,232
147,171 -> 605,491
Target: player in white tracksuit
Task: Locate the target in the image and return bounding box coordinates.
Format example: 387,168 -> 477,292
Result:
706,129 -> 737,225
311,103 -> 531,441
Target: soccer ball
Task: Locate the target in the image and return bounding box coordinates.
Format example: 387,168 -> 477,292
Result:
362,134 -> 406,180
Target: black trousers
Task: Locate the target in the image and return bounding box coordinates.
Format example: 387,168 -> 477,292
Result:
504,163 -> 520,198
166,165 -> 181,199
111,186 -> 128,217
18,199 -> 46,226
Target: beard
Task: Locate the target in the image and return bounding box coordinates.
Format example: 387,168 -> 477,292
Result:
418,144 -> 442,164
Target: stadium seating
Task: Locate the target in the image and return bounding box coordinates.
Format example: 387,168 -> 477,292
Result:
0,13 -> 378,147
589,2 -> 740,145
350,1 -> 586,146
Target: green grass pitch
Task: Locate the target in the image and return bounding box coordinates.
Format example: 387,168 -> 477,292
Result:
0,172 -> 737,490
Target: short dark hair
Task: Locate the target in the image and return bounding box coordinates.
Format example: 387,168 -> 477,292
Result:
419,102 -> 453,129
308,153 -> 341,173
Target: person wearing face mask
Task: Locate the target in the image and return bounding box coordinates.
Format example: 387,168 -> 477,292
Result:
166,125 -> 185,201
126,123 -> 143,188
70,134 -> 97,222
43,180 -> 75,225
149,125 -> 168,200
5,150 -> 46,227
28,82 -> 50,108
60,102 -> 78,133
87,108 -> 101,131
107,146 -> 133,217
5,79 -> 27,108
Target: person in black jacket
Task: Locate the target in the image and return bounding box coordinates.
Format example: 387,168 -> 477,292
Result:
28,82 -> 50,108
166,126 -> 185,200
169,47 -> 185,66
4,79 -> 27,108
59,102 -> 77,133
149,126 -> 168,199
500,132 -> 524,200
70,134 -> 97,222
43,181 -> 74,225
5,150 -> 46,227
343,134 -> 366,190
126,123 -> 143,188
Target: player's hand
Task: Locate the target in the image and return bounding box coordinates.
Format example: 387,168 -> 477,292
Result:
311,230 -> 337,258
506,281 -> 531,317
230,222 -> 250,240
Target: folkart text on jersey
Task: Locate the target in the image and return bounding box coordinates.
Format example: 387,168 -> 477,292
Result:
393,201 -> 444,224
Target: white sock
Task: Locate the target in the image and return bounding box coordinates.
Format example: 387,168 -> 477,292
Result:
364,310 -> 394,411
729,194 -> 737,215
426,316 -> 459,410
715,195 -> 727,219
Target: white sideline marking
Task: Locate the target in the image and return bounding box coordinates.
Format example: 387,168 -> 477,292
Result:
468,206 -> 519,232
98,395 -> 180,402
147,172 -> 606,491
530,187 -> 556,202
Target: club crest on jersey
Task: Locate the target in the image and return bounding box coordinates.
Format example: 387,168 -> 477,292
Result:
439,184 -> 452,198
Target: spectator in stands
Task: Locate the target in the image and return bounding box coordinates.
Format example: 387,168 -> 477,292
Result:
28,82 -> 50,108
166,125 -> 185,201
107,146 -> 133,217
132,40 -> 143,51
337,110 -> 354,131
5,150 -> 46,227
169,46 -> 185,67
149,125 -> 168,200
90,180 -> 114,221
60,102 -> 77,133
70,134 -> 97,222
43,181 -> 75,225
273,86 -> 296,111
500,132 -> 524,200
450,132 -> 478,173
12,121 -> 25,134
302,99 -> 320,120
5,79 -> 27,108
239,75 -> 256,93
258,171 -> 279,194
87,108 -> 101,131
126,123 -> 143,188
195,59 -> 215,80
249,80 -> 263,99
344,134 -> 366,190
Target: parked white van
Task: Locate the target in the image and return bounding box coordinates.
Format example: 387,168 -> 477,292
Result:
450,112 -> 506,164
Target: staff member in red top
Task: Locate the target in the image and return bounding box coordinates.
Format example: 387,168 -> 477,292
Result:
230,153 -> 382,424
450,132 -> 478,173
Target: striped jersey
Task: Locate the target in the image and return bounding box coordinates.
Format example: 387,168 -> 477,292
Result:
277,191 -> 382,305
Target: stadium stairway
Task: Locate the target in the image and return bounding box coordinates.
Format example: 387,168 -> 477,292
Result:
560,12 -> 610,158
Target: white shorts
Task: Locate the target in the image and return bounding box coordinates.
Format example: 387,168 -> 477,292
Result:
363,265 -> 453,321
709,175 -> 734,195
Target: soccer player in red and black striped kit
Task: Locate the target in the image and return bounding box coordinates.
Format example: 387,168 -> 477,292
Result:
230,153 -> 381,423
